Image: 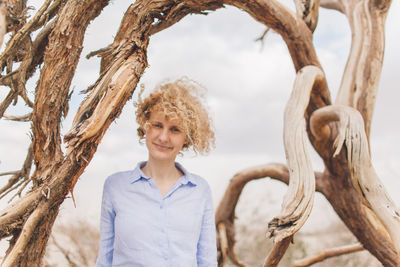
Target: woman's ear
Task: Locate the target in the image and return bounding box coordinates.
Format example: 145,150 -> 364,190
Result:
183,137 -> 190,148
137,127 -> 146,137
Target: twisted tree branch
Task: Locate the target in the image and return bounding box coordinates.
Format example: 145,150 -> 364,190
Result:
310,105 -> 400,254
267,65 -> 324,243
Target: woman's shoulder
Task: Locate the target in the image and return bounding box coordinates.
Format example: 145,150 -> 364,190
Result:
103,168 -> 137,190
186,171 -> 211,190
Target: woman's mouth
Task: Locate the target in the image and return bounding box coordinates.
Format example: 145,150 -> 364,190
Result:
153,143 -> 172,150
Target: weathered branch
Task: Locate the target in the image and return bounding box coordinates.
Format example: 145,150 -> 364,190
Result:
263,236 -> 293,267
0,142 -> 33,198
335,0 -> 391,139
215,162 -> 328,266
310,105 -> 400,254
0,0 -> 6,47
33,0 -> 66,32
0,16 -> 56,91
320,0 -> 343,12
0,89 -> 17,118
2,112 -> 31,121
292,243 -> 364,267
1,201 -> 48,266
0,1 -> 110,265
0,0 -> 52,65
267,65 -> 324,243
294,0 -> 320,32
0,189 -> 42,238
215,163 -> 290,266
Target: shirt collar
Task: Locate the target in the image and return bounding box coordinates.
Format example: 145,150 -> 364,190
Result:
130,161 -> 197,186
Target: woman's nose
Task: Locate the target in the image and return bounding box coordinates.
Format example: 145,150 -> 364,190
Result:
158,128 -> 169,142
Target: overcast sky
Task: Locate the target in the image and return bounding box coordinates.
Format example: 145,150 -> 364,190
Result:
0,0 -> 399,245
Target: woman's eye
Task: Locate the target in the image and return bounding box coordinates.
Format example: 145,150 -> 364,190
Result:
171,127 -> 181,133
152,123 -> 162,128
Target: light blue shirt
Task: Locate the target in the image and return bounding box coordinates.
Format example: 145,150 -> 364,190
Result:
96,162 -> 217,267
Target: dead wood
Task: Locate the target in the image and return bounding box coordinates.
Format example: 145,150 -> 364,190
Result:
292,243 -> 364,267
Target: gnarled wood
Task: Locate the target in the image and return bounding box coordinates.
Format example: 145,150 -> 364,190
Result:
334,0 -> 390,139
267,65 -> 324,242
215,163 -> 290,266
263,236 -> 293,267
311,105 -> 400,253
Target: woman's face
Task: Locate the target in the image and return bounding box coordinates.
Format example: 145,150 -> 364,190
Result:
145,111 -> 187,162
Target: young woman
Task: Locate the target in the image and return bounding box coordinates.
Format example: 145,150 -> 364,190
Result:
96,78 -> 217,266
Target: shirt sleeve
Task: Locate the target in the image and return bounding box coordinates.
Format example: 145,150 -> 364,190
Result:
96,178 -> 116,267
197,185 -> 218,267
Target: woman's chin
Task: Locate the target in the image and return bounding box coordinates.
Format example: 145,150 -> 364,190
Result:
149,150 -> 177,162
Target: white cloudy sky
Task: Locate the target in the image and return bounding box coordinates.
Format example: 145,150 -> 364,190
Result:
0,0 -> 399,242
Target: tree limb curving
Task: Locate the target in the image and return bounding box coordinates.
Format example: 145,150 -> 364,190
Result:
267,65 -> 324,243
292,243 -> 364,267
215,163 -> 290,266
335,0 -> 391,139
320,0 -> 344,12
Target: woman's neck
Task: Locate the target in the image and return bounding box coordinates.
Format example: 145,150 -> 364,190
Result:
142,157 -> 182,182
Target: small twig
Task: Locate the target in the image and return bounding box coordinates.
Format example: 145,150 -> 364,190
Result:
34,0 -> 65,29
0,175 -> 24,200
0,90 -> 17,118
292,243 -> 364,267
0,143 -> 33,200
255,27 -> 271,51
3,113 -> 32,121
86,47 -> 108,59
9,178 -> 32,202
3,178 -> 27,202
0,170 -> 20,177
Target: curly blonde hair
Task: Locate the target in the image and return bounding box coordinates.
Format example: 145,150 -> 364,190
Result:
135,77 -> 215,154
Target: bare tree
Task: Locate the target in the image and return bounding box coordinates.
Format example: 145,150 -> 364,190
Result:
0,0 -> 398,266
